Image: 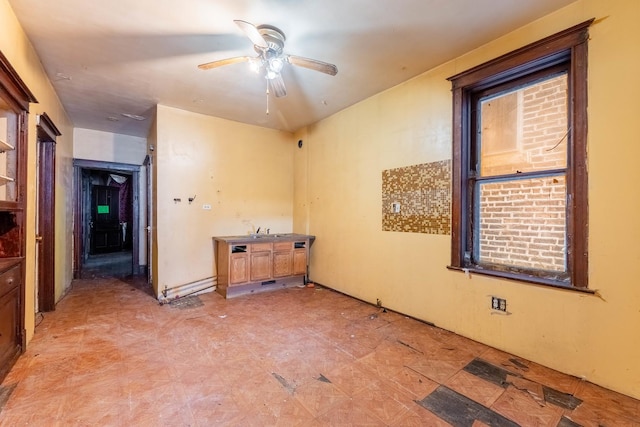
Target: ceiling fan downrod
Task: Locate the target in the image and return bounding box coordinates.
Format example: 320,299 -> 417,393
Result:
265,81 -> 270,116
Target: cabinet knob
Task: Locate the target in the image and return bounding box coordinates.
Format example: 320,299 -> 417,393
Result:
35,235 -> 43,242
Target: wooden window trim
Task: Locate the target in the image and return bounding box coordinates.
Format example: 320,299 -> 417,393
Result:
447,19 -> 593,290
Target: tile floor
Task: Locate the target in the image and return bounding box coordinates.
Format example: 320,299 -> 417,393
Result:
0,276 -> 638,426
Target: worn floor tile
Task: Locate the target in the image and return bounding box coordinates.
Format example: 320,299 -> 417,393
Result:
0,275 -> 637,426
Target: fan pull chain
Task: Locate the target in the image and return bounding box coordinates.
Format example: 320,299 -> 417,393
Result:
265,81 -> 270,116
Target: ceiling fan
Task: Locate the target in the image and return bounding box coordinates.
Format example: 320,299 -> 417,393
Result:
198,20 -> 338,98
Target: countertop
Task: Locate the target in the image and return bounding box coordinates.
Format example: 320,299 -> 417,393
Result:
212,233 -> 315,244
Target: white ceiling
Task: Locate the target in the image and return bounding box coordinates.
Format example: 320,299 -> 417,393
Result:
8,0 -> 576,138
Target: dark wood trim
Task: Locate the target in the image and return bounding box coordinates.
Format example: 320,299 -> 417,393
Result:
37,113 -> 62,141
36,117 -> 57,311
16,104 -> 28,358
448,19 -> 594,89
450,87 -> 463,267
36,112 -> 60,311
0,50 -> 37,111
72,159 -> 141,278
569,38 -> 589,289
0,50 -> 35,384
448,20 -> 592,289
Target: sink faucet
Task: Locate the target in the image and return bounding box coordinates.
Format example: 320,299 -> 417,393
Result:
266,228 -> 270,234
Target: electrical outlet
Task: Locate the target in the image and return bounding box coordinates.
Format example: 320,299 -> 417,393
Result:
491,296 -> 507,312
202,204 -> 212,210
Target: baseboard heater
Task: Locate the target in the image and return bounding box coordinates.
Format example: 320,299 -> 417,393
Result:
159,276 -> 216,304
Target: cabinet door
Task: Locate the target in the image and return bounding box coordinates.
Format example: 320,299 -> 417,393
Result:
273,251 -> 293,277
250,251 -> 272,281
0,286 -> 19,368
229,253 -> 249,285
293,250 -> 307,275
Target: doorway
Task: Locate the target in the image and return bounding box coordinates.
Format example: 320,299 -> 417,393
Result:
73,160 -> 141,279
35,113 -> 60,312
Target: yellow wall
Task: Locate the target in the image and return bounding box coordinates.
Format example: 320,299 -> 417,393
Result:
295,0 -> 640,399
0,0 -> 75,339
153,105 -> 294,294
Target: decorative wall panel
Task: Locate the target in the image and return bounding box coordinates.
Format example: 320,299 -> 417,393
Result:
382,160 -> 451,234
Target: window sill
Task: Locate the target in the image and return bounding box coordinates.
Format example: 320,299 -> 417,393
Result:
446,265 -> 594,294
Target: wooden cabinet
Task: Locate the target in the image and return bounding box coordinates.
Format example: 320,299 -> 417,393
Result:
0,262 -> 21,379
250,250 -> 272,281
273,251 -> 293,277
0,288 -> 19,361
273,241 -> 293,278
229,252 -> 249,284
213,234 -> 314,298
217,244 -> 250,285
293,249 -> 307,275
0,52 -> 34,383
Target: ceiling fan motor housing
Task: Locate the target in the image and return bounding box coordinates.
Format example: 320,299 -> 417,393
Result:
255,25 -> 286,54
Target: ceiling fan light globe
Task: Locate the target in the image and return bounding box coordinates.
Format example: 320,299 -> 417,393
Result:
249,59 -> 261,73
269,57 -> 284,73
265,69 -> 278,80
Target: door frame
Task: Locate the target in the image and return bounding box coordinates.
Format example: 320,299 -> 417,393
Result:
73,159 -> 141,279
36,113 -> 60,312
143,154 -> 153,285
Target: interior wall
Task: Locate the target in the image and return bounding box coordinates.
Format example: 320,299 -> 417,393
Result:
295,0 -> 640,399
154,105 -> 294,295
0,0 -> 74,341
73,128 -> 147,164
73,128 -> 148,266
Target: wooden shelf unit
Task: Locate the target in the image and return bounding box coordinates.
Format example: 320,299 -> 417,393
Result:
0,139 -> 14,153
0,51 -> 37,383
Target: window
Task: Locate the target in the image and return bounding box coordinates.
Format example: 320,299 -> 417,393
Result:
448,20 -> 593,289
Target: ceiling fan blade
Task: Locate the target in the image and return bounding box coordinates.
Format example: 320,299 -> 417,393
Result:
234,20 -> 268,49
287,55 -> 338,76
269,74 -> 287,98
198,56 -> 252,70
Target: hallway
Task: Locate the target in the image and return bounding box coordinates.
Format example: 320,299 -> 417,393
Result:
0,277 -> 637,426
81,250 -> 134,279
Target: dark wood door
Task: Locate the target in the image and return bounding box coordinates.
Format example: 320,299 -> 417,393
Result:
36,113 -> 59,312
90,185 -> 122,254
